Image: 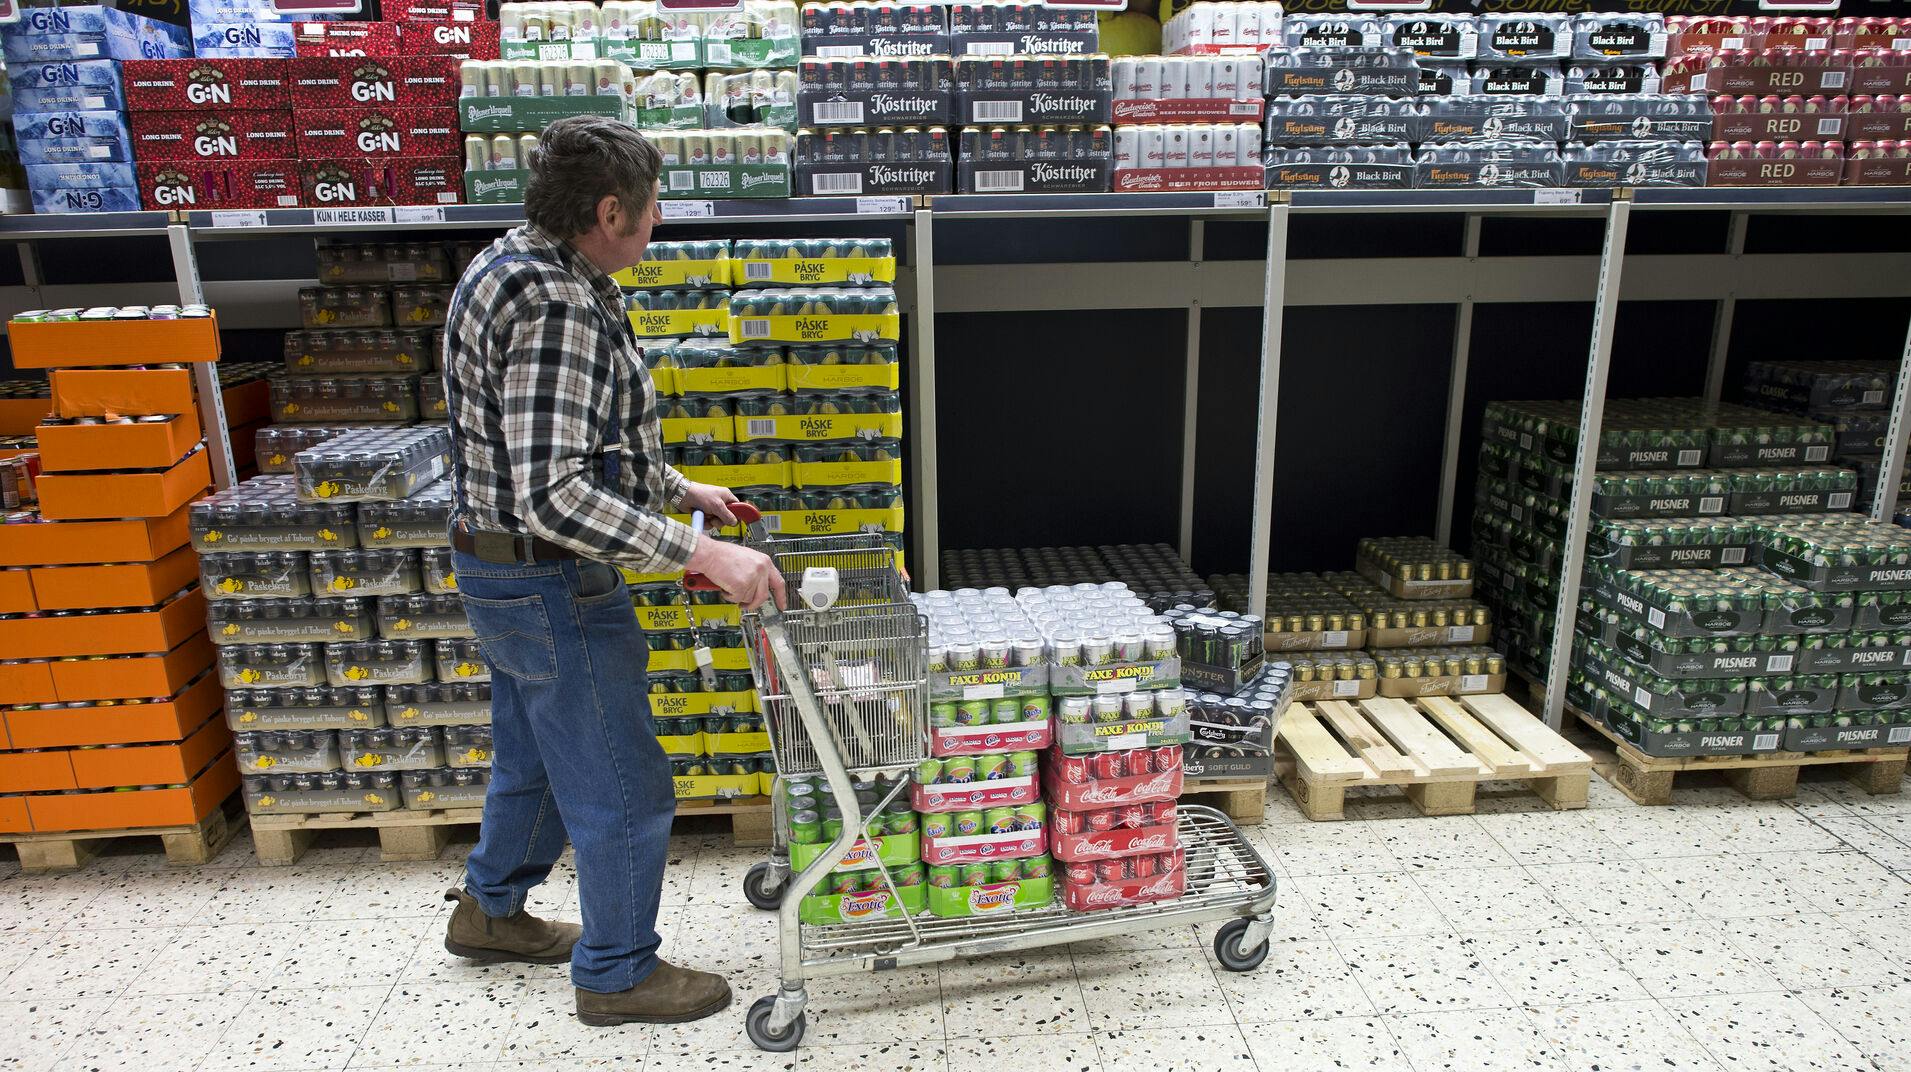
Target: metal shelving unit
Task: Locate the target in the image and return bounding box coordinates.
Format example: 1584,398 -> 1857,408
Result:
2,187 -> 1909,719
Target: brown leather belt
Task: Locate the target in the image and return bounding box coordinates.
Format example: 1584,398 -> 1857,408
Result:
450,524 -> 581,564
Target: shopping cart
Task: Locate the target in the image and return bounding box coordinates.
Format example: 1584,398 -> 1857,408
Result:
692,504 -> 1279,1053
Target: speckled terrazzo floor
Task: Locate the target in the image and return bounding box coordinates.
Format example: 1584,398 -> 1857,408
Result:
4,774 -> 1911,1072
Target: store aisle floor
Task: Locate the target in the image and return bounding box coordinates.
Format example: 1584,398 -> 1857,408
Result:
4,775 -> 1911,1072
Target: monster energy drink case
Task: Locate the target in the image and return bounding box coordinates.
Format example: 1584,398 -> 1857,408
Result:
1265,47 -> 1421,97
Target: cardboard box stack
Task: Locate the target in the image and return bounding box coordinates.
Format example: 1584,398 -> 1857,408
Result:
0,306 -> 238,836
3,4 -> 190,213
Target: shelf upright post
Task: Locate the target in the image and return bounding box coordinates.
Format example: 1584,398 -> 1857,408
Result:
1542,199 -> 1631,729
168,222 -> 237,491
1434,213 -> 1481,546
1247,205 -> 1291,619
907,207 -> 939,591
1178,219 -> 1205,564
1702,211 -> 1748,403
1872,310 -> 1911,523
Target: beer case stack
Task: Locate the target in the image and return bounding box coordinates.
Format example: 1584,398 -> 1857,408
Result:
1109,54 -> 1266,192
2,5 -> 190,214
460,0 -> 797,202
1742,359 -> 1909,512
917,590 -> 1055,919
792,5 -> 954,196
0,308 -> 238,836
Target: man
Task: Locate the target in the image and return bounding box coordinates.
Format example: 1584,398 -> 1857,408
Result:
436,115 -> 786,1027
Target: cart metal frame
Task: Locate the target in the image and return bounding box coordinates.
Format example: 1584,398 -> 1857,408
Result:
720,511 -> 1280,1052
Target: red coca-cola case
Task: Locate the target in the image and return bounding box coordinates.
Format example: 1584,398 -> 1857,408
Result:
294,106 -> 460,160
129,110 -> 297,162
122,58 -> 293,112
1044,746 -> 1183,809
401,19 -> 501,59
289,55 -> 460,109
295,21 -> 404,57
930,718 -> 1051,758
138,159 -> 301,210
1050,822 -> 1178,863
1060,853 -> 1186,910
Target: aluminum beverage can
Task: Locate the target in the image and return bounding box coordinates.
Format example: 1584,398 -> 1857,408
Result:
1237,123 -> 1262,165
928,863 -> 960,888
1131,57 -> 1160,101
1130,852 -> 1158,878
1141,125 -> 1167,169
1007,750 -> 1039,777
1188,57 -> 1217,99
1160,56 -> 1189,100
976,753 -> 1010,781
886,810 -> 918,836
985,805 -> 1017,833
1085,807 -> 1116,831
1122,691 -> 1154,719
953,809 -> 983,835
459,63 -> 484,97
790,811 -> 821,843
1013,801 -> 1046,830
1054,755 -> 1088,783
1059,696 -> 1091,724
942,755 -> 977,782
988,860 -> 1019,882
1235,1 -> 1263,46
1112,56 -> 1136,101
1090,751 -> 1127,780
917,758 -> 943,784
1163,124 -> 1190,168
930,703 -> 956,728
1064,862 -> 1097,884
1092,696 -> 1125,723
1094,859 -> 1126,882
1189,124 -> 1215,168
464,135 -> 489,172
1054,808 -> 1086,834
1152,744 -> 1181,771
960,862 -> 988,886
1214,124 -> 1238,167
1214,57 -> 1244,99
890,864 -> 924,887
1183,0 -> 1215,49
1019,695 -> 1050,723
921,811 -> 953,838
954,699 -> 990,726
1021,855 -> 1051,879
492,134 -> 519,169
1126,748 -> 1154,775
1155,801 -> 1177,826
1114,126 -> 1139,170
1120,803 -> 1150,828
828,871 -> 858,895
1211,2 -> 1238,47
991,698 -> 1022,724
856,869 -> 886,892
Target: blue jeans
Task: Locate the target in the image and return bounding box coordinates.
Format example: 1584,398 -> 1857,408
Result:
452,550 -> 676,994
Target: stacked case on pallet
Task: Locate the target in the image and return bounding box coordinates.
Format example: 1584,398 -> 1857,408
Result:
3,5 -> 191,213
0,305 -> 239,837
1740,359 -> 1907,512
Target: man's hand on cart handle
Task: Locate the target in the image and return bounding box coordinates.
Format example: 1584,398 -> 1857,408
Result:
679,480 -> 742,526
685,505 -> 787,611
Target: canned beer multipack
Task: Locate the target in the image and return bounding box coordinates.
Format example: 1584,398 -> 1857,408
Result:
1112,54 -> 1264,125
794,127 -> 955,194
956,123 -> 1113,193
1183,670 -> 1287,780
1112,122 -> 1264,191
797,55 -> 955,127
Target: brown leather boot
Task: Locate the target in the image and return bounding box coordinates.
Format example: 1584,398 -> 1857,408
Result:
575,959 -> 733,1026
442,887 -> 581,965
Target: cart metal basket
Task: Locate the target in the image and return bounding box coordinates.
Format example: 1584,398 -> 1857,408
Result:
705,505 -> 1280,1053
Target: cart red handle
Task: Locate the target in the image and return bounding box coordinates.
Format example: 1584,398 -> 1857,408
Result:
683,501 -> 764,592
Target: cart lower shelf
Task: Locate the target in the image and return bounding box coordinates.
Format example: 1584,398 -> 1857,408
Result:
795,805 -> 1275,965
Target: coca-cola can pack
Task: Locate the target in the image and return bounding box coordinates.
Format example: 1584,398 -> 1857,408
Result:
122,58 -> 293,112
295,21 -> 404,57
130,109 -> 297,161
1049,800 -> 1180,862
1059,849 -> 1187,911
401,19 -> 501,59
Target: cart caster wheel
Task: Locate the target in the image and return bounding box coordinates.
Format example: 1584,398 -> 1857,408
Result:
742,862 -> 787,911
746,995 -> 805,1052
1213,918 -> 1269,972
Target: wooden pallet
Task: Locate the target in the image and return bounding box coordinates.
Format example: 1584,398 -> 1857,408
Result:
1571,707 -> 1909,806
249,797 -> 774,866
1184,777 -> 1267,826
1275,693 -> 1592,821
0,796 -> 240,873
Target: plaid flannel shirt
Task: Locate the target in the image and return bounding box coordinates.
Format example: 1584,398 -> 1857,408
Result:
441,225 -> 697,572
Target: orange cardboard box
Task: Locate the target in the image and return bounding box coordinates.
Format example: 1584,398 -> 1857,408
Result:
0,587 -> 206,659
223,378 -> 270,429
50,367 -> 198,418
0,660 -> 57,705
5,671 -> 220,749
8,316 -> 221,370
0,568 -> 34,614
69,713 -> 229,789
0,501 -> 194,566
0,395 -> 50,435
0,795 -> 27,833
0,749 -> 76,793
0,715 -> 8,749
29,545 -> 201,610
50,632 -> 216,702
26,748 -> 238,831
36,411 -> 203,473
35,447 -> 210,520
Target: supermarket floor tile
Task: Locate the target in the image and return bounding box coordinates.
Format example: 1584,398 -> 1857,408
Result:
939,955 -> 1085,1039
1664,991 -> 1872,1072
1237,1016 -> 1414,1072
1092,1024 -> 1257,1072
1212,938 -> 1372,1022
0,996 -> 113,1072
1795,983 -> 1911,1072
947,1033 -> 1094,1072
348,980 -> 522,1068
1363,817 -> 1518,871
1471,810 -> 1628,864
1821,817 -> 1911,871
1073,949 -> 1233,1034
1406,866 -> 1573,934
1588,922 -> 1786,1000
1640,854 -> 1794,919
1522,999 -> 1722,1071
202,985 -> 390,1072
1470,925 -> 1650,1007
1335,933 -> 1509,1016
56,991 -> 249,1072
1384,1007 -> 1567,1072
1289,873 -> 1448,941
1724,913 -> 1909,991
125,923 -> 302,996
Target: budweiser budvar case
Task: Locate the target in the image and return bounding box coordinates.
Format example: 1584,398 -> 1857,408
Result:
138,158 -> 302,209
123,58 -> 293,111
294,107 -> 460,160
130,110 -> 297,161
